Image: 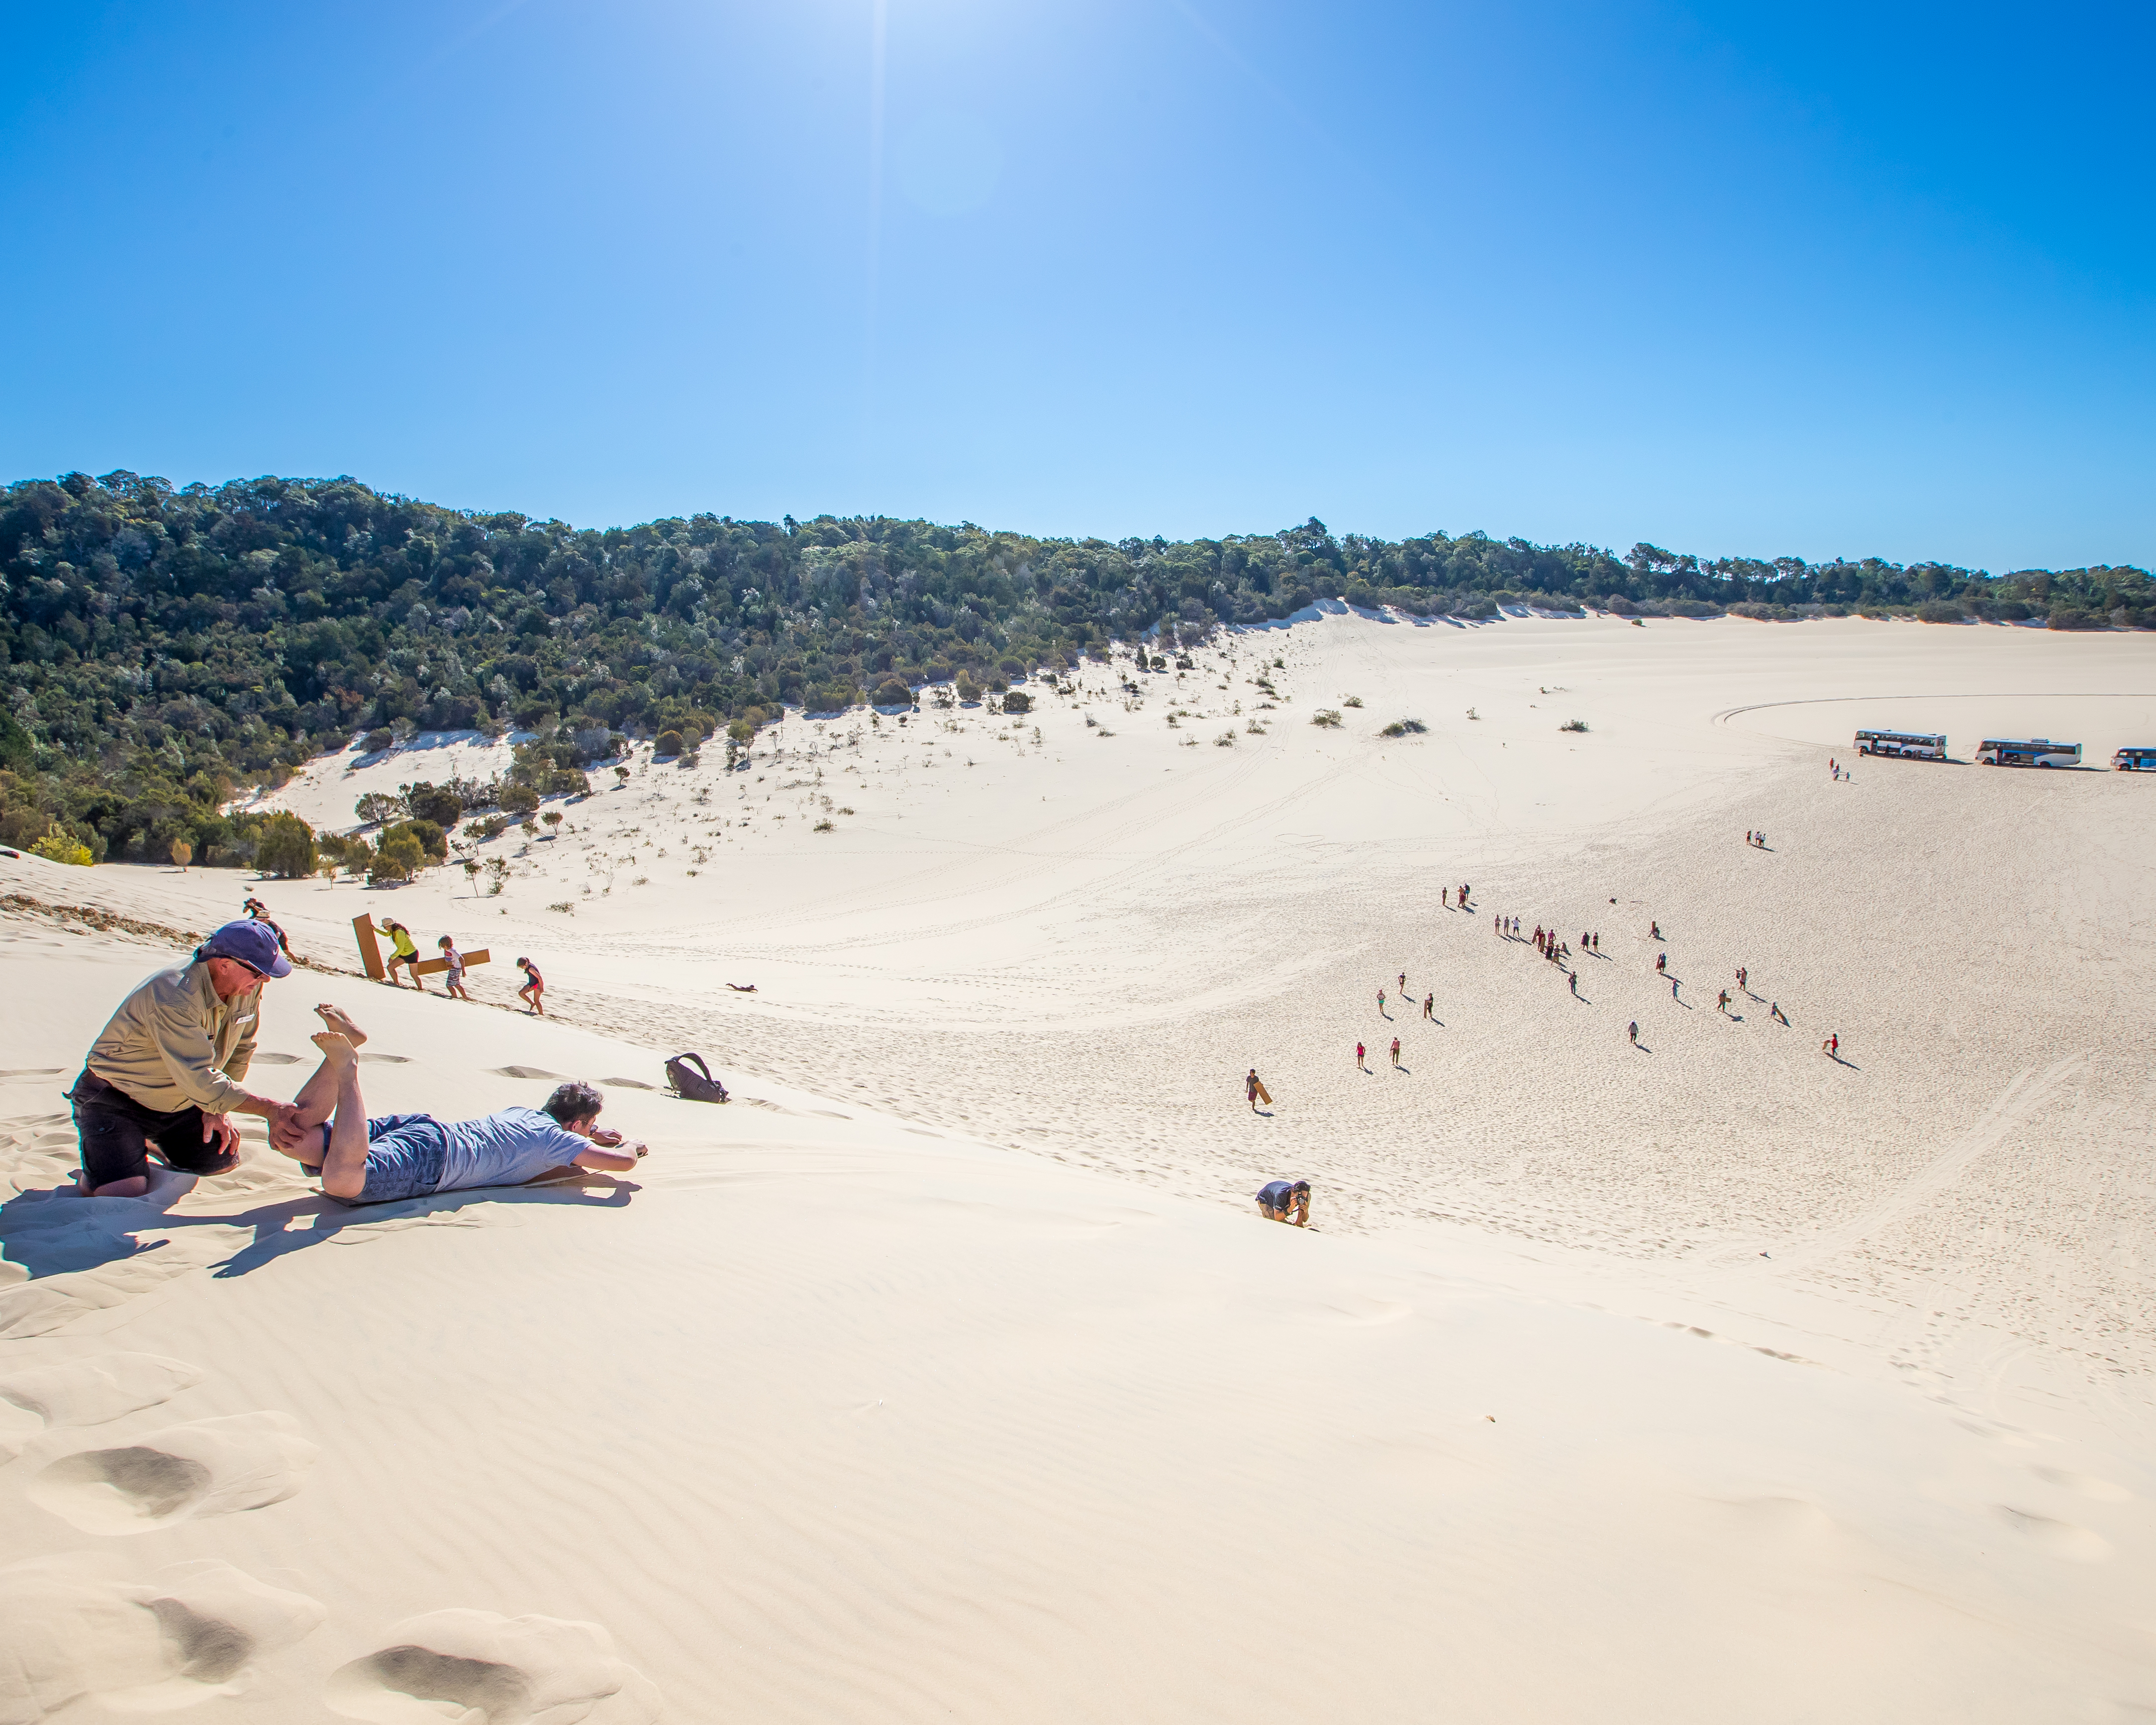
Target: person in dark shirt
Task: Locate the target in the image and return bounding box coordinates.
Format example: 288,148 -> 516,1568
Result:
1256,1179 -> 1310,1226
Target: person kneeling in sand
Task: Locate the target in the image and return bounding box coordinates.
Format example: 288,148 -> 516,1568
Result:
270,1007 -> 646,1204
1257,1178 -> 1310,1226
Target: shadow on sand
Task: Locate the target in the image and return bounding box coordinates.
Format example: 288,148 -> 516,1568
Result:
0,1164 -> 640,1286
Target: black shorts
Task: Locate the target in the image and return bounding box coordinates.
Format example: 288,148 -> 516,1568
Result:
68,1069 -> 239,1187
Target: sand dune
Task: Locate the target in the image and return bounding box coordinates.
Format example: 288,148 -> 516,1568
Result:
2,611 -> 2153,1721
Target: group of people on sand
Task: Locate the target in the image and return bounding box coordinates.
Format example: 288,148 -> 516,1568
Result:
372,914 -> 546,1015
64,920 -> 643,1205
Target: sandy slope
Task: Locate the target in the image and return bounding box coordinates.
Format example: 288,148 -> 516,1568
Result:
1,610 -> 2153,1722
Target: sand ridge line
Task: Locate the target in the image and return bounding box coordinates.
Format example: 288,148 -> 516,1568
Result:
0,891 -> 354,978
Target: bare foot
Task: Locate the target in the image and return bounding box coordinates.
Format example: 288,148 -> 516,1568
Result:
309,1030 -> 359,1069
314,1004 -> 369,1046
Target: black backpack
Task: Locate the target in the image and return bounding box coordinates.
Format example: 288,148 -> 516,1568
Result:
665,1052 -> 729,1104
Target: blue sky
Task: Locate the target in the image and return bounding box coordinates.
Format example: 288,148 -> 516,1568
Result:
2,1 -> 2149,570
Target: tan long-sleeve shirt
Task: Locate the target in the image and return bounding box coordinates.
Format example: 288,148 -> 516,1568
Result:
86,962 -> 260,1116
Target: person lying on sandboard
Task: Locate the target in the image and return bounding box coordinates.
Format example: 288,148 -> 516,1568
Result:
267,1006 -> 647,1204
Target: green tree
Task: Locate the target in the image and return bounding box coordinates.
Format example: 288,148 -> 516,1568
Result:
407,783 -> 464,826
370,829 -> 423,883
0,710 -> 32,773
32,826 -> 94,866
255,812 -> 318,879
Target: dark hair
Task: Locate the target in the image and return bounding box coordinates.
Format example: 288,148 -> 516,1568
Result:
542,1081 -> 604,1126
1291,1181 -> 1310,1195
517,956 -> 531,966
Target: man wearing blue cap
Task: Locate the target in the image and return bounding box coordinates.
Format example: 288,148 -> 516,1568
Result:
67,919 -> 301,1198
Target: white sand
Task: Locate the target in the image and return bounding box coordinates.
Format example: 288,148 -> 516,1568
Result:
2,610 -> 2153,1721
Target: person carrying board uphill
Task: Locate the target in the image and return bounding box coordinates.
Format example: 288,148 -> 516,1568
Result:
1246,1069 -> 1272,1111
68,919 -> 300,1197
375,917 -> 420,987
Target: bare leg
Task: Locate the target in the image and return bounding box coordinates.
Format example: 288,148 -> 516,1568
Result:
309,1034 -> 370,1199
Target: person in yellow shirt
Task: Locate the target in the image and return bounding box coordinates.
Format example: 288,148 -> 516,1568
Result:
376,917 -> 420,986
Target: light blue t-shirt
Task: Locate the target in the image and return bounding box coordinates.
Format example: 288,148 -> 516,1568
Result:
434,1106 -> 589,1194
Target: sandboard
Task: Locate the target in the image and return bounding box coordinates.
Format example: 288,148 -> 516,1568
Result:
351,914 -> 385,980
1251,1080 -> 1272,1106
412,949 -> 490,979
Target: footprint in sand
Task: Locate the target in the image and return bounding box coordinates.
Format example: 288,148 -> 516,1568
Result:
0,1068 -> 63,1079
246,1050 -> 304,1065
491,1066 -> 565,1081
357,1053 -> 410,1064
1994,1504 -> 2111,1561
0,1351 -> 203,1460
0,1552 -> 325,1715
2032,1465 -> 2134,1502
600,1078 -> 655,1091
28,1410 -> 318,1535
325,1609 -> 661,1724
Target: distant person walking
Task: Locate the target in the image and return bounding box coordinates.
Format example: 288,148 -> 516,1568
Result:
1717,989 -> 1731,1014
1397,971 -> 1407,996
375,918 -> 419,987
1422,992 -> 1434,1020
1736,966 -> 1748,993
1771,1003 -> 1788,1024
1655,952 -> 1667,975
1823,1032 -> 1839,1058
516,956 -> 546,1016
1591,932 -> 1600,953
1650,920 -> 1662,941
1246,1068 -> 1270,1111
1389,1036 -> 1401,1068
438,936 -> 471,1002
1377,987 -> 1387,1015
1569,971 -> 1581,999
243,897 -> 291,957
1628,1019 -> 1639,1045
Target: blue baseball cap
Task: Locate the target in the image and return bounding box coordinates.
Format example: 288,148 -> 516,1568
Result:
196,918 -> 293,979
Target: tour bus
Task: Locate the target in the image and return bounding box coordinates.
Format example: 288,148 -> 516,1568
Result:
2113,746 -> 2156,772
1854,728 -> 1947,760
1975,737 -> 2082,768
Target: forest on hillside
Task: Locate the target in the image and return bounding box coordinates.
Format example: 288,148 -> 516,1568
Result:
3,469 -> 2151,865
